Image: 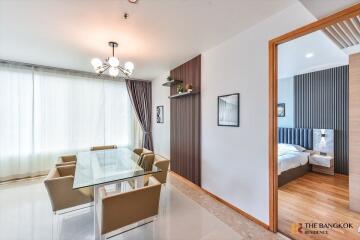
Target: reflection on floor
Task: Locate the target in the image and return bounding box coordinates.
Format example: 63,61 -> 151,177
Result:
279,172 -> 360,240
0,172 -> 287,240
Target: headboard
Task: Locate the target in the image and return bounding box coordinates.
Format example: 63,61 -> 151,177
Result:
278,128 -> 313,150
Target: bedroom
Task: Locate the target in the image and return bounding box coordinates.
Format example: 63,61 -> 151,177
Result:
276,18 -> 360,239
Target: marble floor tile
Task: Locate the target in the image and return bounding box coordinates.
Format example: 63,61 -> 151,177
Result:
0,174 -> 288,240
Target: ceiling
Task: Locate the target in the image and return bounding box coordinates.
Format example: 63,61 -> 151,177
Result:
278,30 -> 348,79
299,0 -> 359,19
0,0 -> 295,80
278,0 -> 360,79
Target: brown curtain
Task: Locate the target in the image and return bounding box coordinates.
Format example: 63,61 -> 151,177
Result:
125,79 -> 153,151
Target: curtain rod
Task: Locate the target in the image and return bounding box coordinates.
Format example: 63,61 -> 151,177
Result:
0,59 -> 150,82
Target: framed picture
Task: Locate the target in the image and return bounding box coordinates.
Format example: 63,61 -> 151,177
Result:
218,93 -> 240,127
156,106 -> 164,123
277,103 -> 285,117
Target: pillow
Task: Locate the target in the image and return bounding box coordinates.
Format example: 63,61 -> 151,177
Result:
278,143 -> 306,152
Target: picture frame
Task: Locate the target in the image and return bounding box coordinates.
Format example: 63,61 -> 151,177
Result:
277,103 -> 285,117
156,106 -> 164,123
217,93 -> 240,127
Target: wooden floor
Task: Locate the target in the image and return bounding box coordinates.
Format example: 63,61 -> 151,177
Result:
278,172 -> 360,240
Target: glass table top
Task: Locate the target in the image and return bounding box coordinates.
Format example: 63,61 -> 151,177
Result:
73,148 -> 161,189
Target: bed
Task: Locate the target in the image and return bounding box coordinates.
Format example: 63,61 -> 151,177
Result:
278,128 -> 313,187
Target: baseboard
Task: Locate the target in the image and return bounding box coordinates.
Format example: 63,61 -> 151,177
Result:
170,171 -> 270,230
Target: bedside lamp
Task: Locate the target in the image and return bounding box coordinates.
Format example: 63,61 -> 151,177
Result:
313,129 -> 334,156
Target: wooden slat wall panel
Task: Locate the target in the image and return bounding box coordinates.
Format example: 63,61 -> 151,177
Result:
323,15 -> 360,49
170,55 -> 201,186
294,65 -> 349,175
349,53 -> 360,213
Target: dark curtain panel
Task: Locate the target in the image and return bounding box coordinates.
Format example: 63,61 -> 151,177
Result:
125,79 -> 153,150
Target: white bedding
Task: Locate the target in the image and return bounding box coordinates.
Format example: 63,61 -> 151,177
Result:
278,144 -> 310,175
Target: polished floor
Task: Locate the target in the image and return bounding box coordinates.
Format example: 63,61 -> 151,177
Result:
279,172 -> 360,240
0,173 -> 287,240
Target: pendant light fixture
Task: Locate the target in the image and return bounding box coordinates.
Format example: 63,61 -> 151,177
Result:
91,41 -> 134,77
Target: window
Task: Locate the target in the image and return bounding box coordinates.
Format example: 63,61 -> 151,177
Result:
0,66 -> 141,181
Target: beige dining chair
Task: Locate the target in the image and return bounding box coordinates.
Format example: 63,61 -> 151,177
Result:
56,155 -> 77,167
133,148 -> 153,166
90,145 -> 117,151
139,153 -> 155,172
133,148 -> 152,157
153,155 -> 170,184
44,165 -> 93,212
99,176 -> 161,236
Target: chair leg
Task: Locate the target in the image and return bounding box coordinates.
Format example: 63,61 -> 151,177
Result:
52,212 -> 60,240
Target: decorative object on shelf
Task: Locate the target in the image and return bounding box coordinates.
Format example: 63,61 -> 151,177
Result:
186,84 -> 193,92
176,84 -> 184,94
91,41 -> 134,77
162,79 -> 183,87
313,129 -> 334,156
156,106 -> 164,123
218,93 -> 240,127
277,103 -> 285,117
168,91 -> 198,99
167,76 -> 173,81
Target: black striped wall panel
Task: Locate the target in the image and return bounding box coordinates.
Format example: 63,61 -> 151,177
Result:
294,65 -> 349,175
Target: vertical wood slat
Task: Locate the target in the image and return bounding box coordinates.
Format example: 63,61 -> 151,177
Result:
170,55 -> 201,186
349,53 -> 360,212
294,65 -> 349,175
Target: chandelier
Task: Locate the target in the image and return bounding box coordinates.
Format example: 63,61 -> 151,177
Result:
91,41 -> 134,77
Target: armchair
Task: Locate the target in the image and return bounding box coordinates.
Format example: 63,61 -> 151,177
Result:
99,176 -> 161,235
44,165 -> 93,212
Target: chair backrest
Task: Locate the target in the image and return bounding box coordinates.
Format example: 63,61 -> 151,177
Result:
56,155 -> 77,167
134,148 -> 153,165
133,148 -> 152,156
90,145 -> 117,151
140,153 -> 155,171
62,155 -> 76,162
153,155 -> 170,184
100,176 -> 161,235
44,165 -> 92,212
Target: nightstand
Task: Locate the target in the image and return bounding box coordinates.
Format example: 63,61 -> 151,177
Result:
309,154 -> 334,175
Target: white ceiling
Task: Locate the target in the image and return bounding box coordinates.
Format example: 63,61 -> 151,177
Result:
0,0 -> 295,80
299,0 -> 359,19
278,30 -> 348,79
278,0 -> 360,79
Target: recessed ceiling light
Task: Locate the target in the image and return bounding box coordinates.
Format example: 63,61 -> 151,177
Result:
305,52 -> 314,58
128,0 -> 137,3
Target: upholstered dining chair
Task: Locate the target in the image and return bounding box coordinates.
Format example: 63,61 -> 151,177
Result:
56,155 -> 77,167
133,148 -> 153,166
99,176 -> 161,236
153,155 -> 170,184
133,148 -> 152,157
44,165 -> 93,212
90,145 -> 117,151
139,153 -> 155,172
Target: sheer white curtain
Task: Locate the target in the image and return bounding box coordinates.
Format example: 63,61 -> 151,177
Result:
0,67 -> 142,181
0,67 -> 34,180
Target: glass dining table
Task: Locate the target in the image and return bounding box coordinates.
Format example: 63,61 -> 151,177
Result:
72,147 -> 161,239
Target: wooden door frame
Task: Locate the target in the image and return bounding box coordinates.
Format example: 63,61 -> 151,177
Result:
268,3 -> 360,232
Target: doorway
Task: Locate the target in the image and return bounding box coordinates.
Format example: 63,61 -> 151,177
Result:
268,3 -> 360,239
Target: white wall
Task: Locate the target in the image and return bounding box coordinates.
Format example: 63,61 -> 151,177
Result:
278,77 -> 294,128
201,2 -> 315,224
152,72 -> 170,158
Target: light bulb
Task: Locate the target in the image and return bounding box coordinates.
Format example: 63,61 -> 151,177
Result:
91,58 -> 102,69
108,57 -> 119,67
109,67 -> 119,77
124,61 -> 134,71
